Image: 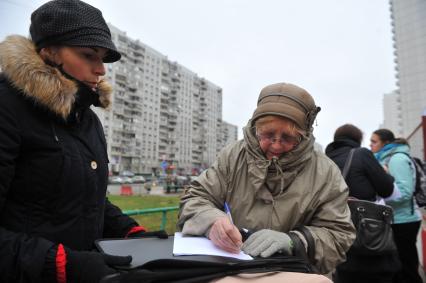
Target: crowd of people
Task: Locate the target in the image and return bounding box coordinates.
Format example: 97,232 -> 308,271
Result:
0,0 -> 424,282
325,125 -> 423,283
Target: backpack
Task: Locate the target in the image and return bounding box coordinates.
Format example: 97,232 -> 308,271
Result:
412,157 -> 426,207
386,152 -> 426,208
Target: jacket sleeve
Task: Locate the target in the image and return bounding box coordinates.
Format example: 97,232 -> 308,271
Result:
303,158 -> 356,274
361,148 -> 394,198
177,151 -> 230,236
0,92 -> 55,282
387,153 -> 415,203
102,198 -> 139,238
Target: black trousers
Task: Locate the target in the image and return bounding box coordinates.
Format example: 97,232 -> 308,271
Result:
392,221 -> 423,283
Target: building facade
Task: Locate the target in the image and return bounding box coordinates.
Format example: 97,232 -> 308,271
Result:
220,121 -> 239,150
382,90 -> 404,137
388,0 -> 426,158
93,24 -> 237,175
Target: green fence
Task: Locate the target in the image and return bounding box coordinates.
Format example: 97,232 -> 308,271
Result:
124,206 -> 179,230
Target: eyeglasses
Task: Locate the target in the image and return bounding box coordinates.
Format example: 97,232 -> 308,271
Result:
256,131 -> 302,145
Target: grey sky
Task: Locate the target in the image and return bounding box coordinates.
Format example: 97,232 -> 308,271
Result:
0,0 -> 396,148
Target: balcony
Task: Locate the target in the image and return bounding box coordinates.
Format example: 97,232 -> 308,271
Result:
159,125 -> 169,131
169,111 -> 178,118
127,85 -> 137,93
115,74 -> 127,82
171,75 -> 180,83
133,51 -> 144,58
159,110 -> 169,119
113,106 -> 124,116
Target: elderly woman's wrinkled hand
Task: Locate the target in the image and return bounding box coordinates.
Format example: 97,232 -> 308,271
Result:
242,229 -> 293,257
208,216 -> 242,254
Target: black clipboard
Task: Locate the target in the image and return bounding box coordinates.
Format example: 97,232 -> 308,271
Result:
95,236 -> 244,270
96,236 -> 316,283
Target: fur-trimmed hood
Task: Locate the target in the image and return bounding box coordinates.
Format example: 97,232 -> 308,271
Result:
0,35 -> 112,119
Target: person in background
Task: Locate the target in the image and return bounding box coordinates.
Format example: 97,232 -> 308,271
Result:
370,129 -> 422,283
325,124 -> 400,283
178,82 -> 355,282
0,0 -> 147,282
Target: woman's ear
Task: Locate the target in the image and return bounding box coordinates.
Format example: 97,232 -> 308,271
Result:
39,46 -> 60,65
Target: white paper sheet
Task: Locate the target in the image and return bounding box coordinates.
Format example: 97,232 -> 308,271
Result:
173,232 -> 253,260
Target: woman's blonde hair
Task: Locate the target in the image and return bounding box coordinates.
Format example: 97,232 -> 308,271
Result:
254,115 -> 306,137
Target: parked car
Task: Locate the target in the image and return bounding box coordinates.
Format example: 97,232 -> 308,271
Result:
176,175 -> 189,187
131,175 -> 146,183
121,176 -> 133,184
121,170 -> 135,177
108,176 -> 124,184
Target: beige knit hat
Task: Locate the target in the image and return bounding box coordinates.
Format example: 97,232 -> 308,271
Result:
252,82 -> 321,131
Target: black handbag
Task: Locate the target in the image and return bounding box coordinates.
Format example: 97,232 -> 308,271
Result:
343,149 -> 397,255
347,199 -> 397,255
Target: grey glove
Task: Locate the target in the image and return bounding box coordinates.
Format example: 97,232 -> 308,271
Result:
241,229 -> 293,257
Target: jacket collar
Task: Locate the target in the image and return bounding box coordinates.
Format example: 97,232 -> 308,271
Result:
375,143 -> 409,161
325,138 -> 360,157
0,35 -> 111,119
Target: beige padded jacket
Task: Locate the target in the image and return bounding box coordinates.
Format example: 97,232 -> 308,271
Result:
178,122 -> 355,273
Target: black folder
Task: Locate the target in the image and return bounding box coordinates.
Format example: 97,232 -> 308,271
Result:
95,236 -> 243,270
96,236 -> 316,283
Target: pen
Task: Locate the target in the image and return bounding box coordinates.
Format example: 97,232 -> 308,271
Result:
224,201 -> 234,224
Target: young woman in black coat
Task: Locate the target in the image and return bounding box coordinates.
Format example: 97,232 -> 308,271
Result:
0,1 -> 147,282
325,124 -> 400,283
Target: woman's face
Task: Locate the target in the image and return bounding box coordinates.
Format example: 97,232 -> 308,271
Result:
370,133 -> 385,153
45,46 -> 108,90
256,118 -> 301,160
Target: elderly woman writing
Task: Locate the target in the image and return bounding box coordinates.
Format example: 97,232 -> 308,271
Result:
178,82 -> 355,281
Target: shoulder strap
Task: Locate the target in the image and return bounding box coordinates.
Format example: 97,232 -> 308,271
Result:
342,148 -> 356,180
384,151 -> 416,181
289,226 -> 317,271
384,151 -> 410,166
385,151 -> 418,213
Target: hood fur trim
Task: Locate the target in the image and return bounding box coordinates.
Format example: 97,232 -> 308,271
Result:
0,35 -> 111,119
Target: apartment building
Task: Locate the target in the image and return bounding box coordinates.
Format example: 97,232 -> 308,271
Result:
387,0 -> 426,158
220,121 -> 239,150
382,90 -> 404,137
93,24 -> 237,175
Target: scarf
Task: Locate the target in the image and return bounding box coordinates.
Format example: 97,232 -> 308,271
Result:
374,143 -> 399,161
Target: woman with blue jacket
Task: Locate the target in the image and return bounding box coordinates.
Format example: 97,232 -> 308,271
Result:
370,129 -> 422,283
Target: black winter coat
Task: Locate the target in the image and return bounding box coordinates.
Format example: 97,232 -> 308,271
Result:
325,139 -> 394,200
0,35 -> 138,282
325,138 -> 400,275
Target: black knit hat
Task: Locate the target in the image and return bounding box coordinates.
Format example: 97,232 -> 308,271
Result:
30,0 -> 121,63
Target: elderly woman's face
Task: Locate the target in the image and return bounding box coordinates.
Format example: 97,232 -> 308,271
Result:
370,133 -> 385,153
256,117 -> 301,160
44,46 -> 108,90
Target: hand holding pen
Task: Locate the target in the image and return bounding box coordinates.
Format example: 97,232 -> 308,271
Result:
225,202 -> 254,242
208,202 -> 242,254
